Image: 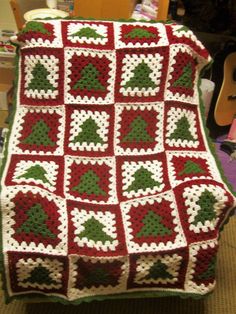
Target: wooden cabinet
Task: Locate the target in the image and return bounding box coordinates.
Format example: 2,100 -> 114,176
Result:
73,0 -> 136,19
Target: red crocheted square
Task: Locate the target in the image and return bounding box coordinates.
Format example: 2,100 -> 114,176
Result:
7,252 -> 68,295
65,156 -> 117,204
20,48 -> 64,106
165,47 -> 197,103
62,21 -> 114,49
120,190 -> 186,253
116,153 -> 170,202
167,151 -> 218,188
165,24 -> 210,59
164,102 -> 205,151
127,248 -> 188,289
5,154 -> 64,196
114,103 -> 164,155
69,255 -> 127,297
65,49 -> 115,104
11,107 -> 64,155
65,105 -> 114,157
5,188 -> 67,252
188,241 -> 218,291
17,21 -> 57,46
175,180 -> 234,244
67,200 -> 127,256
115,47 -> 168,102
118,24 -> 161,47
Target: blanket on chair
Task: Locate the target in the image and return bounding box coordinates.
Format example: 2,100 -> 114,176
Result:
0,18 -> 235,304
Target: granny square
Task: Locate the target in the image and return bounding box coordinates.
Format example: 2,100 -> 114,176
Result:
114,103 -> 164,155
62,20 -> 114,49
1,186 -> 67,255
65,105 -> 114,156
20,48 -> 64,105
114,22 -> 169,48
67,200 -> 126,256
17,21 -> 63,48
7,252 -> 68,295
0,19 -> 235,304
115,47 -> 168,102
128,248 -> 188,289
4,154 -> 64,196
65,49 -> 115,104
9,106 -> 65,155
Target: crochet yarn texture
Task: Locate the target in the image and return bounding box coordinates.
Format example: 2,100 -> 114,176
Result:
0,18 -> 235,305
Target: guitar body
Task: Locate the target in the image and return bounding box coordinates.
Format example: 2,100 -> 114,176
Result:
214,52 -> 236,126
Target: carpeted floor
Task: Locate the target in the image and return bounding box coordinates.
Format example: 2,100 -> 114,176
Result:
0,217 -> 236,314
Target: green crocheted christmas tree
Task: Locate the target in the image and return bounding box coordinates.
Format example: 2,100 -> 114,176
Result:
85,267 -> 113,286
18,164 -> 51,184
17,203 -> 56,238
198,256 -> 216,280
124,28 -> 156,39
72,169 -> 106,196
122,115 -> 154,143
24,265 -> 57,285
73,118 -> 104,144
73,63 -> 105,91
137,210 -> 172,238
169,116 -> 195,141
77,216 -> 113,243
173,63 -> 193,88
124,61 -> 156,89
21,21 -> 51,35
22,120 -> 56,147
28,62 -> 56,92
126,166 -> 161,192
145,260 -> 174,280
178,160 -> 205,176
71,26 -> 105,38
193,190 -> 217,225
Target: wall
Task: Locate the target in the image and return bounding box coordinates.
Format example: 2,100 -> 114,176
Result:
0,0 -> 17,31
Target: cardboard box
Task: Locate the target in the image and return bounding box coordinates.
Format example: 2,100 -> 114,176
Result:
0,83 -> 12,110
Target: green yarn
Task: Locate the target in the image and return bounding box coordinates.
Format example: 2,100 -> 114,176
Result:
122,115 -> 154,143
21,21 -> 51,35
137,210 -> 172,238
173,63 -> 193,88
198,256 -> 216,280
124,27 -> 156,39
84,267 -> 113,287
78,216 -> 113,243
73,118 -> 104,144
124,61 -> 156,89
169,116 -> 195,141
17,203 -> 56,238
145,260 -> 174,280
72,169 -> 106,196
193,190 -> 217,225
24,265 -> 58,285
28,62 -> 56,92
178,160 -> 205,176
73,63 -> 105,91
126,166 -> 160,193
22,120 -> 56,147
18,164 -> 51,184
71,26 -> 105,38
176,25 -> 189,33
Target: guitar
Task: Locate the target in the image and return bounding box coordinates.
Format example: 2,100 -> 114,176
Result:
214,51 -> 236,126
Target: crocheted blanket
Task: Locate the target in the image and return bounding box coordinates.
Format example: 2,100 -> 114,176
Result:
0,19 -> 235,304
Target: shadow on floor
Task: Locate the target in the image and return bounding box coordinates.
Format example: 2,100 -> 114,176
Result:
26,297 -> 205,314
